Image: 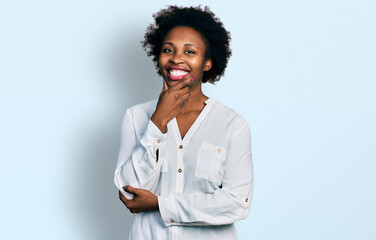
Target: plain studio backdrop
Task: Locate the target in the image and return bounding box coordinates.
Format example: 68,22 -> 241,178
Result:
1,0 -> 375,239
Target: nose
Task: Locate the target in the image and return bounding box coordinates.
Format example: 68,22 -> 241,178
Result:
169,51 -> 184,64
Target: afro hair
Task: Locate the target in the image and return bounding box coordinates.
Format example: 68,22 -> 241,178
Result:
142,5 -> 232,84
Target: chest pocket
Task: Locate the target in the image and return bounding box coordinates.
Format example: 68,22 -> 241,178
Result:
195,142 -> 227,186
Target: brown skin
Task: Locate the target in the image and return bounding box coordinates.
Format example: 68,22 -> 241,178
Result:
119,186 -> 159,213
119,26 -> 212,213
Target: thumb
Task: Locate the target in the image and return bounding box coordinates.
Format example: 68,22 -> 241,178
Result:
162,80 -> 168,92
124,185 -> 138,195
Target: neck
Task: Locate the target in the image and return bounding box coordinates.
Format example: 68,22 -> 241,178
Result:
180,84 -> 208,113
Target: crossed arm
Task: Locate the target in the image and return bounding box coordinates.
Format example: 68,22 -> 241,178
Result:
116,116 -> 254,225
115,81 -> 253,224
119,186 -> 159,213
117,78 -> 192,214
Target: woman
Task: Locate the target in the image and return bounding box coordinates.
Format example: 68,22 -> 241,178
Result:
114,5 -> 253,240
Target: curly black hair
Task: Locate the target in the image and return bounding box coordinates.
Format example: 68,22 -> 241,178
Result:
142,5 -> 232,84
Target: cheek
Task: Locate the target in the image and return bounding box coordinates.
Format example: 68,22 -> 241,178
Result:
157,59 -> 165,72
158,55 -> 166,67
159,51 -> 171,60
190,59 -> 205,71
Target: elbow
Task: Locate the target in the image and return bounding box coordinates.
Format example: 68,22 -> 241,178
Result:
232,198 -> 252,222
239,202 -> 251,220
225,190 -> 252,222
114,167 -> 124,191
211,202 -> 250,225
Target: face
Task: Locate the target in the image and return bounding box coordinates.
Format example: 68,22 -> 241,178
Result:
158,26 -> 212,87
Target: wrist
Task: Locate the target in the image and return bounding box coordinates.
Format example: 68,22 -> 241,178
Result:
155,195 -> 159,211
151,113 -> 168,133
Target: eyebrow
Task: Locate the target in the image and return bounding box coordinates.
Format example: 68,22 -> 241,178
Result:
162,42 -> 198,49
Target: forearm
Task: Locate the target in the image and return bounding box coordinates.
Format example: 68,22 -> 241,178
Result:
158,186 -> 253,226
114,110 -> 168,198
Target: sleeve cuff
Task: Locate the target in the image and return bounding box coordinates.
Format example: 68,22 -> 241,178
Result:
140,120 -> 167,149
158,195 -> 178,227
137,120 -> 167,167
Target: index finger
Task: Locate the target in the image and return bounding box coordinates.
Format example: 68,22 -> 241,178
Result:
170,77 -> 193,91
119,191 -> 129,203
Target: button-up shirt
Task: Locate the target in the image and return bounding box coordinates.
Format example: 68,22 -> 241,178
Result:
114,98 -> 253,240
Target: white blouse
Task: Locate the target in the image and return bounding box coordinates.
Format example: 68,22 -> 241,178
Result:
114,98 -> 253,240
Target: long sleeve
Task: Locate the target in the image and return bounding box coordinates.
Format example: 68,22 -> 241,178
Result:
114,108 -> 168,199
158,116 -> 254,226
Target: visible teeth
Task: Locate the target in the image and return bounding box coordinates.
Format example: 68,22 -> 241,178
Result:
170,69 -> 188,76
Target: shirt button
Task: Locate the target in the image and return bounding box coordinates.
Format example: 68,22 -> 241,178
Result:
217,148 -> 222,153
178,168 -> 182,173
245,198 -> 249,202
157,139 -> 161,143
170,219 -> 175,223
179,145 -> 183,149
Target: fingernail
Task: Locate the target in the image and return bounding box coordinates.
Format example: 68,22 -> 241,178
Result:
190,77 -> 194,81
122,185 -> 127,190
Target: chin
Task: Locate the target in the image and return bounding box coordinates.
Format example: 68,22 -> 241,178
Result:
166,79 -> 182,87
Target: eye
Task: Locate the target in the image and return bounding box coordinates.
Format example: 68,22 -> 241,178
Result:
185,50 -> 195,54
162,48 -> 173,53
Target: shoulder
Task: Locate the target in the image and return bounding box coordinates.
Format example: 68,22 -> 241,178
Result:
121,99 -> 158,135
124,99 -> 158,120
210,98 -> 250,129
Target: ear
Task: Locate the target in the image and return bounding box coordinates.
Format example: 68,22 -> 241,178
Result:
203,58 -> 212,72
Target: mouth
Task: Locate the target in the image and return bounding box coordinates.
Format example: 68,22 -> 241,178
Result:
166,67 -> 190,81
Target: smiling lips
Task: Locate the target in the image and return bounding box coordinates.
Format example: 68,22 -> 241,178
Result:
167,68 -> 190,81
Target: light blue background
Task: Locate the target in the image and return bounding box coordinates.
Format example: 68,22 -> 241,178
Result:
1,0 -> 375,239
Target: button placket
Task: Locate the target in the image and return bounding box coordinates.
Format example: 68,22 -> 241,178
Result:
175,143 -> 184,193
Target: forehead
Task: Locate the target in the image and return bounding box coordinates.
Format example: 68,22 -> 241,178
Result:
163,26 -> 206,49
